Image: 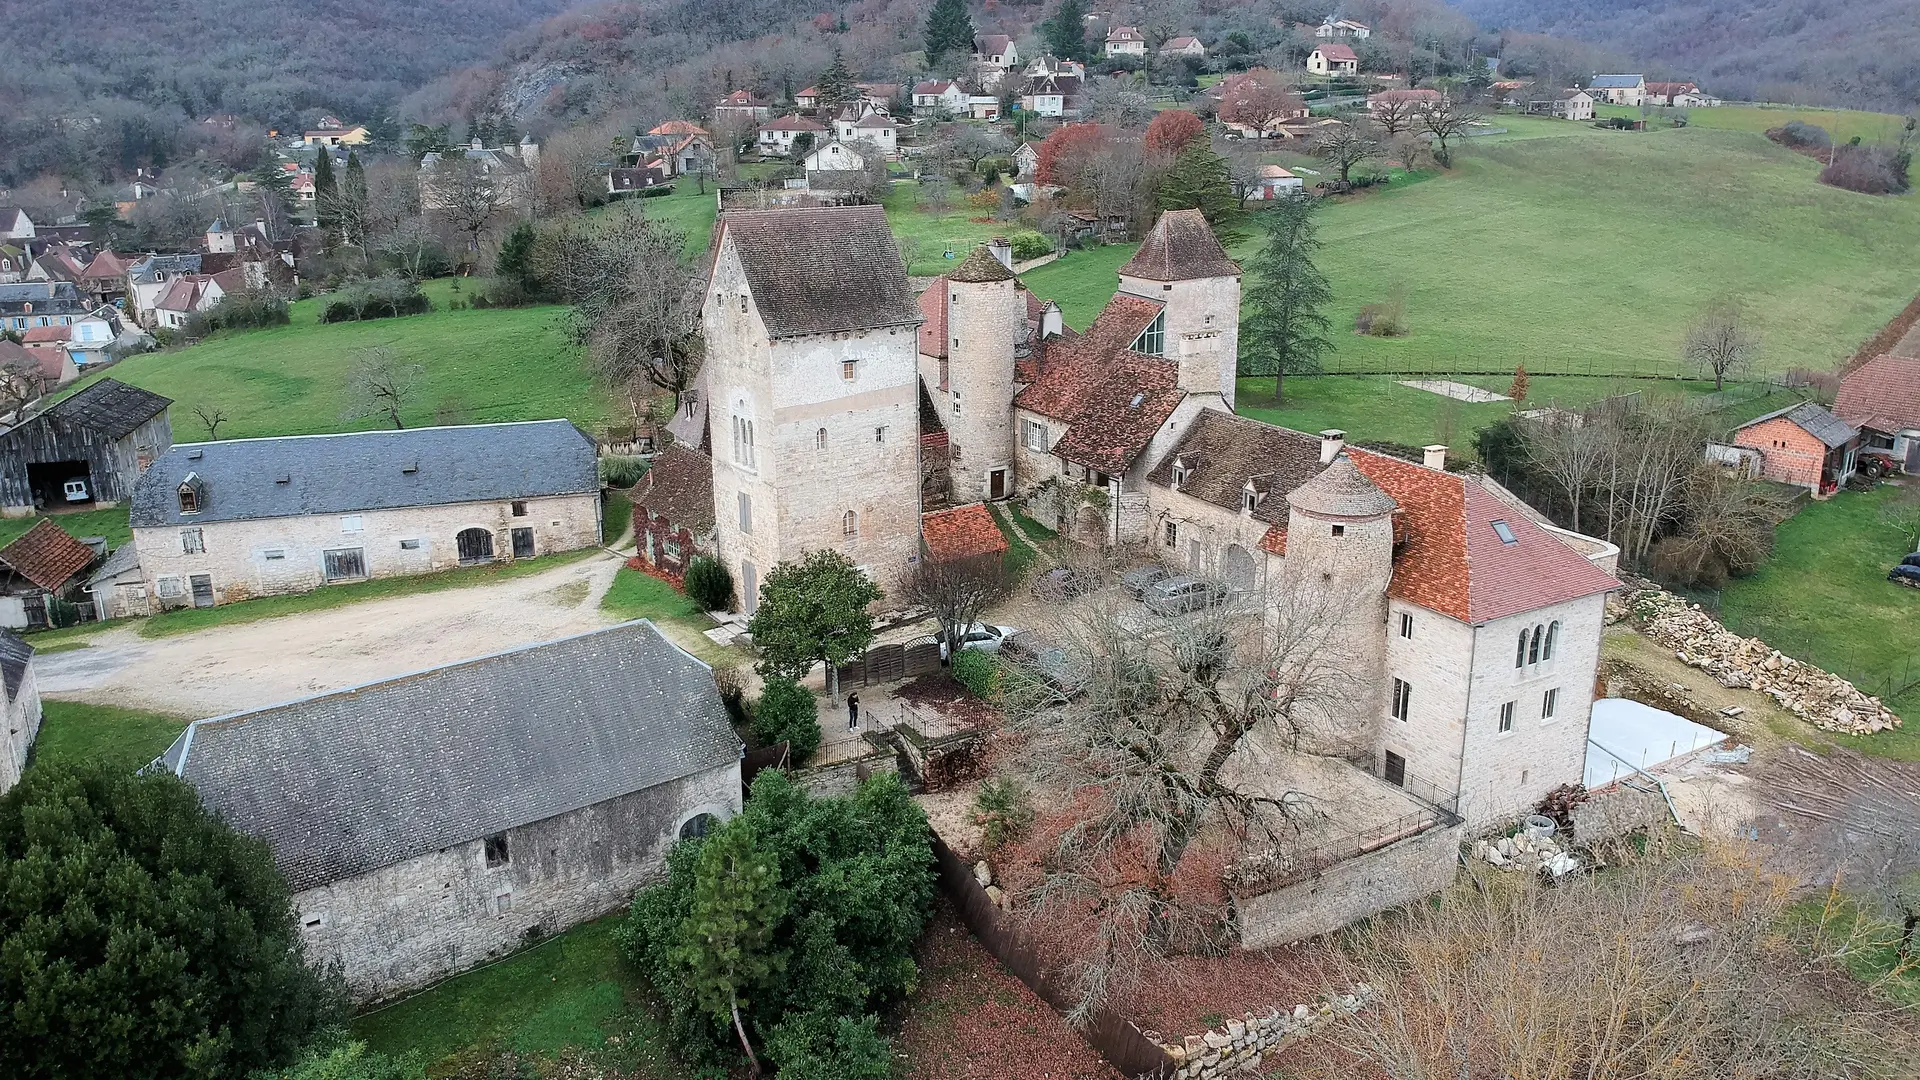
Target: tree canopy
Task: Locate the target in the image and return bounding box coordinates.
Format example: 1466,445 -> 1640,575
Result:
745,549 -> 882,690
1040,0 -> 1091,62
0,762 -> 336,1079
1239,194 -> 1334,402
922,0 -> 977,67
1157,141 -> 1244,236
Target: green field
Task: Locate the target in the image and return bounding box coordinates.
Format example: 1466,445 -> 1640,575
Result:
1599,103 -> 1911,146
30,700 -> 189,770
0,507 -> 131,547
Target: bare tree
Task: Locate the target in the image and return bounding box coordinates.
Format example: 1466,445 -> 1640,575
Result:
1419,99 -> 1480,167
945,126 -> 1013,173
1684,302 -> 1761,391
424,154 -> 509,257
0,352 -> 48,418
535,125 -> 620,216
343,346 -> 424,430
1521,410 -> 1610,533
554,207 -> 703,418
1370,98 -> 1418,138
192,403 -> 228,440
1880,481 -> 1920,550
1085,83 -> 1157,128
1650,466 -> 1795,587
839,139 -> 894,206
1313,126 -> 1381,183
897,553 -> 1015,658
998,571 -> 1365,1023
1217,69 -> 1305,136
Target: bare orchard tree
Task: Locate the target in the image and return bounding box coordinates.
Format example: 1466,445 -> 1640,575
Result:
1313,126 -> 1381,184
192,403 -> 228,440
1419,99 -> 1481,167
896,553 -> 1016,657
839,139 -> 894,206
553,207 -> 703,417
1000,571 -> 1366,1023
1683,301 -> 1761,390
1370,98 -> 1419,138
944,126 -> 1013,173
342,346 -> 425,430
1520,410 -> 1610,532
1218,137 -> 1267,210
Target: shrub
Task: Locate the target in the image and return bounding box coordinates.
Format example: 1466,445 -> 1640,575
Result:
951,648 -> 1000,700
1771,120 -> 1832,149
1509,364 -> 1529,401
751,677 -> 821,765
684,556 -> 734,612
970,777 -> 1034,847
1008,230 -> 1052,261
599,454 -> 648,488
1819,145 -> 1909,195
766,1012 -> 890,1080
184,287 -> 291,339
1354,294 -> 1408,337
320,276 -> 431,323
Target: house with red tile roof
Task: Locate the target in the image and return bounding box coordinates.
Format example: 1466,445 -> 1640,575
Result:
714,89 -> 774,123
0,519 -> 99,630
757,113 -> 828,154
1834,353 -> 1920,471
1307,43 -> 1358,75
1104,25 -> 1148,58
1143,414 -> 1620,826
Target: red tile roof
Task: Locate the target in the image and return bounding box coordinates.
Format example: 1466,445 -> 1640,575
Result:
19,325 -> 70,344
649,120 -> 711,137
763,114 -> 826,132
1314,43 -> 1358,61
1457,480 -> 1618,623
1014,294 -> 1163,420
1015,293 -> 1182,473
921,504 -> 1010,562
0,519 -> 95,591
0,339 -> 67,382
917,275 -> 950,359
1835,353 -> 1920,434
630,443 -> 714,535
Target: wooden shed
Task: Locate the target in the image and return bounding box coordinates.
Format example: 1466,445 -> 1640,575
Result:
0,378 -> 172,513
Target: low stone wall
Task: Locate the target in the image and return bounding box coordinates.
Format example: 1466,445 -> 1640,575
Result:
896,722 -> 988,792
792,745 -> 900,797
1157,991 -> 1369,1079
1234,819 -> 1464,950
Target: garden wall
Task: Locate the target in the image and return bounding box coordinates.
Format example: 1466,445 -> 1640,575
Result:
1234,819 -> 1464,950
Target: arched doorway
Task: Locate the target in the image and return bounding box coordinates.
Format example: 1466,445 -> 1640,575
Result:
456,527 -> 495,565
1224,544 -> 1257,591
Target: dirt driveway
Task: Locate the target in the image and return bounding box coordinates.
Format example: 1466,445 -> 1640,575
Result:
38,551 -> 643,717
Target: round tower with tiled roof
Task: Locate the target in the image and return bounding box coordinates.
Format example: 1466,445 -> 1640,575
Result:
942,244 -> 1024,504
1116,209 -> 1242,413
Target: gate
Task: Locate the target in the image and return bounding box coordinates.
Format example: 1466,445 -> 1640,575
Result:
323,547 -> 367,582
511,527 -> 535,559
456,527 -> 495,565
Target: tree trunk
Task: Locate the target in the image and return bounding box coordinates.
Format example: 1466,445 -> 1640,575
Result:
1273,366 -> 1285,403
731,998 -> 761,1077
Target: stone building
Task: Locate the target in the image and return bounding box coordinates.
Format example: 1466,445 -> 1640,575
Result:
129,421 -> 601,609
161,620 -> 742,999
0,630 -> 40,796
703,206 -> 924,609
0,377 -> 172,514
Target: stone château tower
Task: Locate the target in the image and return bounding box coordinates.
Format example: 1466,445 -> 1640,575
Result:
1115,209 -> 1242,412
941,246 -> 1024,503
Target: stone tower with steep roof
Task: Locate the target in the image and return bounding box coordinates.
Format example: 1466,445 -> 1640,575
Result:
1116,209 -> 1242,413
940,245 -> 1024,504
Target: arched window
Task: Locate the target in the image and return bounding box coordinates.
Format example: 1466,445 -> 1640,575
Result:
816,427 -> 827,450
678,813 -> 717,840
1516,629 -> 1528,669
842,510 -> 858,537
1528,624 -> 1543,665
1542,621 -> 1559,662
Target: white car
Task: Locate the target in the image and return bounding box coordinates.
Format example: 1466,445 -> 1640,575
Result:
62,479 -> 89,503
951,622 -> 1019,655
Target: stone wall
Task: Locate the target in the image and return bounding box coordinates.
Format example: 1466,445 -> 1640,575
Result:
0,660 -> 40,796
1234,816 -> 1463,950
1157,991 -> 1369,1080
295,761 -> 740,1001
792,743 -> 901,797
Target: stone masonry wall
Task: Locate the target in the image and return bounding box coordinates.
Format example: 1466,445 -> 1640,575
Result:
1157,990 -> 1370,1080
1235,817 -> 1463,950
296,762 -> 739,1001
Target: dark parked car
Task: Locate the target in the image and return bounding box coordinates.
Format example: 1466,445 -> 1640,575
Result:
1901,552 -> 1920,569
1120,564 -> 1170,599
1890,564 -> 1920,588
1032,565 -> 1100,601
1143,576 -> 1229,616
1002,631 -> 1090,697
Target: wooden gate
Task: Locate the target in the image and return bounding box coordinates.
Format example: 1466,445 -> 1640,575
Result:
456,527 -> 494,565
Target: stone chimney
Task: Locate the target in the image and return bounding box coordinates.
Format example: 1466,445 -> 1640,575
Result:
988,236 -> 1013,270
1319,429 -> 1346,465
1040,300 -> 1063,339
1423,444 -> 1448,470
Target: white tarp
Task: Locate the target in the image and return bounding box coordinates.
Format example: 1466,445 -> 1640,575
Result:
1584,698 -> 1728,789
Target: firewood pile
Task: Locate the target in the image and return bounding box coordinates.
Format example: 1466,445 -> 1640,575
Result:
1618,589 -> 1901,736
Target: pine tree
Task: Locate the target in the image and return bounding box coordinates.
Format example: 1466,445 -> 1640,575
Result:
342,150 -> 369,246
1157,142 -> 1243,237
672,822 -> 787,1074
312,149 -> 338,237
923,0 -> 976,66
816,50 -> 856,114
1041,0 -> 1090,62
1240,194 -> 1334,403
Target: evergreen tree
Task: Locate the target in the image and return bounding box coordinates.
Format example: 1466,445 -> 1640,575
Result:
312,149 -> 338,236
673,822 -> 787,1074
816,50 -> 856,114
343,150 -> 369,246
923,0 -> 977,66
1157,141 -> 1243,236
1041,0 -> 1090,62
252,150 -> 296,214
1240,194 -> 1333,403
494,220 -> 542,300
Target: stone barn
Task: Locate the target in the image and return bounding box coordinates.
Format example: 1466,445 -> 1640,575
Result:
0,378 -> 172,514
159,620 -> 744,999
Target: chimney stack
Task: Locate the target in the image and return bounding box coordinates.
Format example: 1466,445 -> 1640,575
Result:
988,236 -> 1013,270
1423,444 -> 1448,470
1319,429 -> 1346,465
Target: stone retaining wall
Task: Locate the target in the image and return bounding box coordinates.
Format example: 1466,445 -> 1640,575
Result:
1156,990 -> 1369,1079
793,746 -> 900,796
1234,818 -> 1464,950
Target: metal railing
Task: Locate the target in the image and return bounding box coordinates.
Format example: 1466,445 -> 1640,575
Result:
1228,807 -> 1450,893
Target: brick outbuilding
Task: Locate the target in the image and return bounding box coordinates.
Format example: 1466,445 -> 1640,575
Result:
1730,401 -> 1859,495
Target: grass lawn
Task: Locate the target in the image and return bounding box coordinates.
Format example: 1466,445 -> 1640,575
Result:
1714,485 -> 1920,759
0,507 -> 130,547
599,567 -> 703,623
134,549 -> 599,639
353,916 -> 691,1078
1599,103 -> 1911,146
31,700 -> 190,770
1017,243 -> 1140,329
987,503 -> 1041,575
602,494 -> 633,545
72,280 -> 610,442
884,182 -> 1033,276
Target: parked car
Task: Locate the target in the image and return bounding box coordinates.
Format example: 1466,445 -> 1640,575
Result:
1002,631 -> 1089,697
949,621 -> 1018,655
61,478 -> 88,502
1032,565 -> 1099,601
1120,563 -> 1170,599
1144,576 -> 1229,616
1890,564 -> 1920,589
1901,552 -> 1920,569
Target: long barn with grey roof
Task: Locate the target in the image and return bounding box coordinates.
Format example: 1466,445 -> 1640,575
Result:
161,620 -> 743,998
129,420 -> 602,610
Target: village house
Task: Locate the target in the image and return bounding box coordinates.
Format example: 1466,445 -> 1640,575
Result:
1588,74 -> 1646,106
795,86 -> 823,110
0,520 -> 100,630
85,540 -> 148,621
0,280 -> 91,334
1012,141 -> 1041,177
1315,17 -> 1371,38
631,442 -> 714,581
609,163 -> 673,195
1307,43 -> 1359,75
129,420 -> 601,609
124,253 -> 238,328
160,620 -> 743,999
152,269 -> 244,331
78,250 -> 132,306
1834,353 -> 1920,472
1160,36 -> 1207,59
758,114 -> 827,154
1368,88 -> 1445,115
701,205 -> 924,608
0,378 -> 171,514
302,124 -> 370,148
967,96 -> 1003,121
714,89 -> 775,123
632,121 -> 714,177
1020,72 -> 1083,118
0,632 -> 40,795
0,246 -> 27,284
419,138 -> 541,213
1243,164 -> 1305,200
1104,25 -> 1148,57
1729,402 -> 1859,495
0,339 -> 75,405
20,305 -> 114,370
912,80 -> 971,113
974,34 -> 1019,69
833,108 -> 898,155
856,82 -> 904,109
1543,88 -> 1596,120
0,209 -> 35,242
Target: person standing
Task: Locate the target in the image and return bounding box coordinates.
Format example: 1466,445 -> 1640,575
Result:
847,692 -> 860,731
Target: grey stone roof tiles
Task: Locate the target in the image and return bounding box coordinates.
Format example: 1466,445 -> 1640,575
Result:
720,206 -> 921,339
166,621 -> 742,892
0,630 -> 31,703
1287,453 -> 1397,517
1118,209 -> 1241,282
129,420 -> 599,528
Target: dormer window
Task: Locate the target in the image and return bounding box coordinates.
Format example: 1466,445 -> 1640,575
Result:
1170,459 -> 1188,488
1243,488 -> 1258,513
177,473 -> 204,515
1131,312 -> 1166,357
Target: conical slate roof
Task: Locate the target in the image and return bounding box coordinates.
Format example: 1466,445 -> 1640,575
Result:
949,244 -> 1017,283
1288,454 -> 1397,518
1119,209 -> 1241,282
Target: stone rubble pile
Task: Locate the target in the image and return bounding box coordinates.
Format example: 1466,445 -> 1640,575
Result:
1159,990 -> 1370,1079
1469,832 -> 1580,877
1621,589 -> 1900,736
972,860 -> 1012,911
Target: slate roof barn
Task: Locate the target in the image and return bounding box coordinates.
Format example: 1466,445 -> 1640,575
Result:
0,377 -> 173,512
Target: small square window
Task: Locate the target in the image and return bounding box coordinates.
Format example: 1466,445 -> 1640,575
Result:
1331,524 -> 1345,537
511,500 -> 528,516
495,889 -> 513,915
484,833 -> 510,868
157,576 -> 184,598
181,528 -> 205,554
262,549 -> 285,561
341,515 -> 364,533
399,538 -> 422,550
842,360 -> 857,381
